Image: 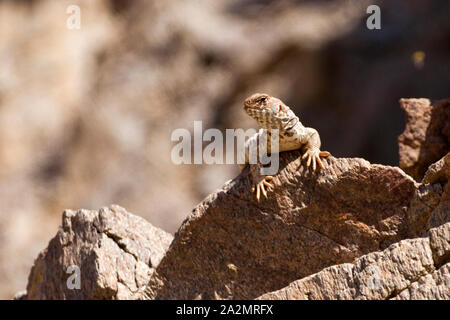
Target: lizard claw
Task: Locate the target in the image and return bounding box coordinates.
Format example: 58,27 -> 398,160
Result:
252,176 -> 274,201
302,149 -> 331,171
319,151 -> 331,157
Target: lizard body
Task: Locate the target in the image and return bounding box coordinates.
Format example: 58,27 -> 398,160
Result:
240,93 -> 331,200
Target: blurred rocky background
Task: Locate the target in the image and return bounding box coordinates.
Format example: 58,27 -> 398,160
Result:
0,0 -> 449,298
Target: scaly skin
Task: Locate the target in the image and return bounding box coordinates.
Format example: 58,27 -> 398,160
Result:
241,93 -> 331,201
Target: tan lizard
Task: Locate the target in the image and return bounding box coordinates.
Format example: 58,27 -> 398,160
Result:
240,93 -> 331,201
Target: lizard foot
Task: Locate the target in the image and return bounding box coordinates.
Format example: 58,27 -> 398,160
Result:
251,176 -> 274,201
302,149 -> 331,171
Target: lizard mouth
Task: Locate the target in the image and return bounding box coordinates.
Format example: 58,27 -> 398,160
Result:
245,107 -> 298,131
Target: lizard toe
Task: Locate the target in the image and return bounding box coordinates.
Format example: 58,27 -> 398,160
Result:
253,176 -> 274,201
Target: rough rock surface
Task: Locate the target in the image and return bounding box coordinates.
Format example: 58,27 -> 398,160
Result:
392,264 -> 450,300
23,205 -> 173,300
398,98 -> 450,181
142,154 -> 428,300
257,223 -> 449,300
19,151 -> 448,300
407,153 -> 450,237
422,152 -> 450,185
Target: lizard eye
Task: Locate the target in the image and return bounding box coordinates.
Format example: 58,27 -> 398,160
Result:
259,97 -> 266,103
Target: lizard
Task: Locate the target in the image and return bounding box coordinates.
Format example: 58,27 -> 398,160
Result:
239,93 -> 331,201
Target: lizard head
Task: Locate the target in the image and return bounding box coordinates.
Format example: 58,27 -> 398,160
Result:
244,93 -> 298,130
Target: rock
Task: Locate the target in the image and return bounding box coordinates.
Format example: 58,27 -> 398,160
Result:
407,153 -> 449,237
422,152 -> 450,185
257,223 -> 450,300
398,98 -> 450,181
23,205 -> 173,300
428,222 -> 450,267
142,154 -> 423,300
392,264 -> 450,300
19,153 -> 449,300
19,130 -> 449,300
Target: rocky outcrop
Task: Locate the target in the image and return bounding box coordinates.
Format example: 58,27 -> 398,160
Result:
23,205 -> 173,300
253,120 -> 450,301
18,152 -> 448,300
398,98 -> 450,181
19,152 -> 448,301
17,95 -> 449,300
140,95 -> 449,299
257,223 -> 449,300
256,150 -> 449,300
143,155 -> 424,300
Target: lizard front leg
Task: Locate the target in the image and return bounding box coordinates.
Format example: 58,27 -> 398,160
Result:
300,127 -> 331,170
239,130 -> 275,201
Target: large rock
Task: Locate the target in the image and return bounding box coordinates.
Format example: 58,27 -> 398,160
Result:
257,223 -> 450,300
256,152 -> 449,300
142,154 -> 426,300
23,205 -> 173,300
398,98 -> 450,181
19,151 -> 449,300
